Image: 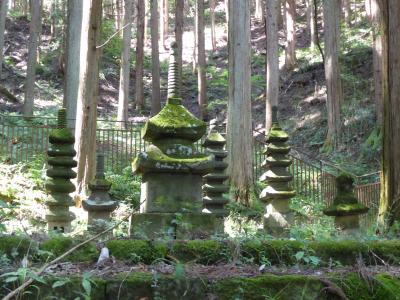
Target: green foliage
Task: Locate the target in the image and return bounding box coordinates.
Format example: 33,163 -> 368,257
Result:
101,20 -> 123,60
106,167 -> 140,208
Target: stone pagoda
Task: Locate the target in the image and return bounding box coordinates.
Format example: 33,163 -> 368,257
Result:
259,106 -> 295,236
323,173 -> 369,233
82,152 -> 118,232
45,108 -> 76,233
202,127 -> 229,217
131,43 -> 219,239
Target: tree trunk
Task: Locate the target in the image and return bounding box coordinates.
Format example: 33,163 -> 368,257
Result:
144,0 -> 149,44
227,0 -> 253,205
210,0 -> 216,51
265,0 -> 279,132
255,0 -> 265,21
75,0 -> 102,194
150,0 -> 161,115
135,0 -> 145,111
160,0 -> 168,50
64,0 -> 83,128
192,2 -> 197,73
343,0 -> 352,27
224,0 -> 229,24
284,0 -> 296,71
306,0 -> 317,48
0,0 -> 9,79
278,0 -> 284,29
365,0 -> 372,20
323,0 -> 342,150
117,0 -> 133,126
197,0 -> 207,119
371,0 -> 386,125
379,0 -> 400,228
22,0 -> 40,117
175,0 -> 184,90
115,0 -> 121,31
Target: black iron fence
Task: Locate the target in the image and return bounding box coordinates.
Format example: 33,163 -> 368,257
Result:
0,114 -> 380,216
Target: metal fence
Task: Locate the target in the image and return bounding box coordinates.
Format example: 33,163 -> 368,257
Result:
0,114 -> 381,216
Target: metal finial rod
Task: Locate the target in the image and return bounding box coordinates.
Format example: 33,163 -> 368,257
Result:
167,42 -> 181,100
57,108 -> 67,129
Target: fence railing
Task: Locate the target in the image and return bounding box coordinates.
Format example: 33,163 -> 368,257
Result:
0,114 -> 381,217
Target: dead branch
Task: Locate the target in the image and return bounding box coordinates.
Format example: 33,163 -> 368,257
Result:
0,84 -> 20,103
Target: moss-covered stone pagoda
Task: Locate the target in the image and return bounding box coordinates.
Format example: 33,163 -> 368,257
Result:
45,108 -> 77,233
323,173 -> 369,232
259,106 -> 295,236
82,152 -> 118,232
202,129 -> 229,217
131,43 -> 219,239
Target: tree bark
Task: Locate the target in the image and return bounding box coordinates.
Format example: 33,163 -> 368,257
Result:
192,2 -> 197,73
64,0 -> 83,128
175,0 -> 184,91
265,0 -> 279,132
115,0 -> 121,31
150,0 -> 161,115
160,0 -> 168,50
371,0 -> 387,125
197,0 -> 207,119
255,0 -> 265,21
22,0 -> 41,117
323,0 -> 342,150
210,0 -> 216,51
75,0 -> 102,194
117,0 -> 133,126
135,0 -> 145,111
343,0 -> 352,27
284,0 -> 296,71
0,0 -> 9,79
227,0 -> 253,205
379,0 -> 400,228
306,0 -> 317,48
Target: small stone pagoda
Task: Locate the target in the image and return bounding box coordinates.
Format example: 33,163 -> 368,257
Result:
131,43 -> 219,239
202,128 -> 229,217
259,107 -> 295,235
82,152 -> 118,232
45,108 -> 76,233
323,173 -> 369,232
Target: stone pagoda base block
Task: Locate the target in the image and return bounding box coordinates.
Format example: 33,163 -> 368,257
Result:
140,174 -> 203,213
130,213 -> 223,239
263,202 -> 294,237
47,222 -> 72,233
334,215 -> 360,230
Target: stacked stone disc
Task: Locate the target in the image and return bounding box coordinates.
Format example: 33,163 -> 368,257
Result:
45,108 -> 77,233
259,107 -> 295,235
83,152 -> 118,232
202,130 -> 229,217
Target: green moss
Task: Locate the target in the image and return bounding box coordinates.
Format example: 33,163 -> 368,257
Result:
310,240 -> 367,265
171,240 -> 229,264
267,124 -> 289,142
323,202 -> 369,216
48,157 -> 78,167
46,167 -> 77,179
45,178 -> 76,193
47,144 -> 76,157
106,240 -> 167,264
0,235 -> 33,259
49,128 -> 75,144
375,274 -> 400,299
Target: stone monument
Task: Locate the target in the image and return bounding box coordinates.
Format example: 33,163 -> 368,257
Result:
323,173 -> 369,232
131,43 -> 220,239
202,128 -> 229,217
259,106 -> 295,236
45,108 -> 76,233
82,152 -> 118,232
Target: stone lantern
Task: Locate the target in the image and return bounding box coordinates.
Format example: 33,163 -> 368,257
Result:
259,107 -> 295,236
82,152 -> 118,232
45,108 -> 76,233
131,43 -> 220,239
323,173 -> 369,232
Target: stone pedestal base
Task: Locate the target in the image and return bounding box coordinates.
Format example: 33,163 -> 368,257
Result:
263,201 -> 293,237
335,215 -> 360,231
47,221 -> 72,233
130,213 -> 223,239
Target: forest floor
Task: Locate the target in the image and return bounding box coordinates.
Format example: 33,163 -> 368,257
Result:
0,3 -> 379,176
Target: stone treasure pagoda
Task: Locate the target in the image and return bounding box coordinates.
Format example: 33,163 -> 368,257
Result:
131,43 -> 220,239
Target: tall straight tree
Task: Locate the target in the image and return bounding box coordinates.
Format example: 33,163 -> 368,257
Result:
22,0 -> 41,117
343,0 -> 352,27
284,0 -> 296,70
323,0 -> 342,150
135,0 -> 145,111
150,0 -> 161,115
160,0 -> 168,49
175,0 -> 184,81
379,0 -> 400,228
210,0 -> 216,52
227,0 -> 253,205
306,0 -> 317,48
265,0 -> 279,132
117,0 -> 133,126
255,0 -> 264,21
371,0 -> 387,125
75,0 -> 102,193
0,0 -> 8,79
197,0 -> 207,119
64,0 -> 83,128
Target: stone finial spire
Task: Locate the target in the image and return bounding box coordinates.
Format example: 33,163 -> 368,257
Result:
271,106 -> 278,123
167,42 -> 181,102
57,108 -> 67,129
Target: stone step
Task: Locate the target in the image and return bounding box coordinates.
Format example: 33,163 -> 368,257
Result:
204,173 -> 229,181
260,186 -> 296,201
260,170 -> 293,182
203,184 -> 230,194
263,143 -> 291,155
203,195 -> 230,205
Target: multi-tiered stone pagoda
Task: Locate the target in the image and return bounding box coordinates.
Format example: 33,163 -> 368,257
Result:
259,107 -> 295,235
202,129 -> 229,217
45,109 -> 76,233
82,152 -> 118,232
131,43 -> 219,239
